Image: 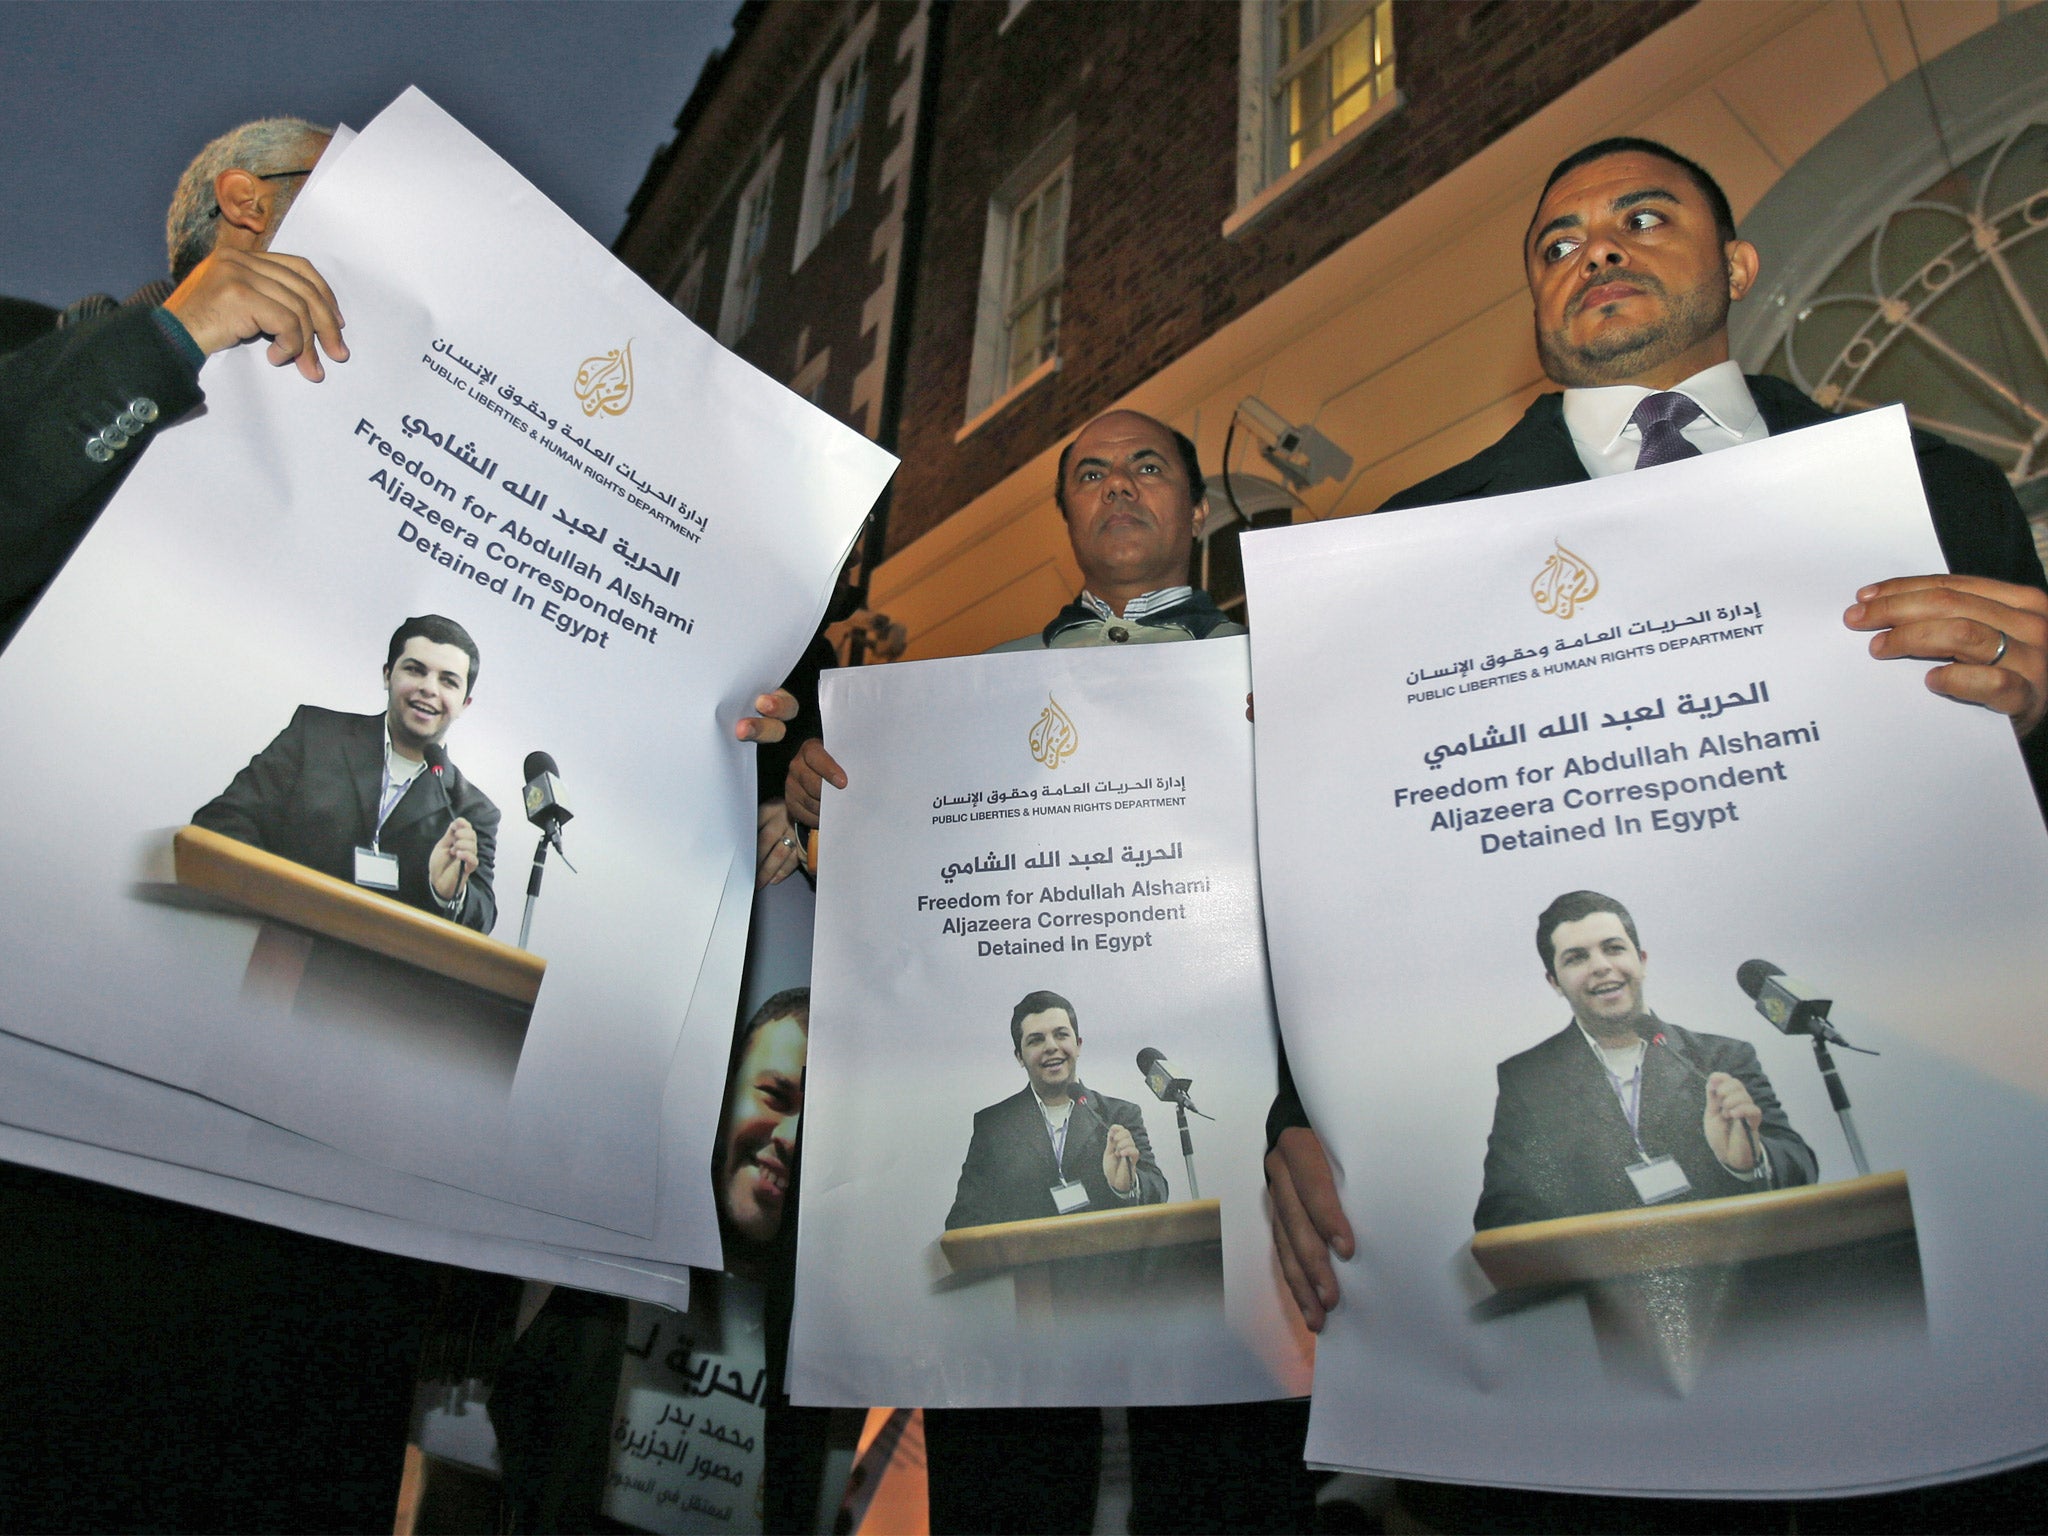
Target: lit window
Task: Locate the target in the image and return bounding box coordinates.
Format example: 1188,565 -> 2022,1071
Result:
1272,0 -> 1395,177
1231,0 -> 1401,228
795,17 -> 874,269
718,142 -> 782,347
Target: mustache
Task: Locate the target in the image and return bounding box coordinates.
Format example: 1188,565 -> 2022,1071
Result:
1567,267 -> 1668,319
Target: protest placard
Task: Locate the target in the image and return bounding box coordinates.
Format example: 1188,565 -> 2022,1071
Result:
791,639 -> 1311,1406
1243,409 -> 2048,1493
0,89 -> 894,1264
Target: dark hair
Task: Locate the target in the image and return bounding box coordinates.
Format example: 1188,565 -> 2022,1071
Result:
1534,136 -> 1737,248
736,987 -> 811,1056
385,614 -> 480,697
1535,890 -> 1641,977
1053,414 -> 1205,519
1010,989 -> 1078,1051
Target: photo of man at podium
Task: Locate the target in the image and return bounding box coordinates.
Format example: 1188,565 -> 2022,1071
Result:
1475,889 -> 1817,1232
192,613 -> 501,933
944,989 -> 1167,1231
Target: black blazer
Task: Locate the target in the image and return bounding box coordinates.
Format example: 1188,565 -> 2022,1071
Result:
193,705 -> 500,934
944,1083 -> 1169,1230
1,304 -> 205,644
1473,1020 -> 1817,1232
1383,373 -> 2048,594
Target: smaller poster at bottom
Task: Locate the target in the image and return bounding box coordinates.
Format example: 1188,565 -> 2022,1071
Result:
792,637 -> 1312,1408
605,1280 -> 769,1535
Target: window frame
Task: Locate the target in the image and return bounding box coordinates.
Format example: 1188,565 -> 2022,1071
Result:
717,140 -> 784,347
1228,0 -> 1403,240
959,120 -> 1077,436
793,12 -> 876,271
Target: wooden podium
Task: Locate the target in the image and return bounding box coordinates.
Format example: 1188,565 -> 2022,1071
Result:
1469,1172 -> 1920,1390
172,823 -> 545,1007
940,1199 -> 1224,1328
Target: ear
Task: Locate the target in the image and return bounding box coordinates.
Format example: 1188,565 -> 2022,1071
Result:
1544,970 -> 1563,997
1189,496 -> 1209,539
212,168 -> 274,244
1014,1048 -> 1025,1066
1725,239 -> 1761,304
382,664 -> 393,686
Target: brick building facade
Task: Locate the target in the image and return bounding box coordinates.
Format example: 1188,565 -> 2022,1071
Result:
615,0 -> 936,448
615,1 -> 2047,659
886,0 -> 1690,554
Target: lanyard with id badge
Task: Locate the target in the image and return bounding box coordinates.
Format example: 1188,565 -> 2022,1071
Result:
1610,1060 -> 1692,1206
353,757 -> 418,892
1044,1101 -> 1091,1214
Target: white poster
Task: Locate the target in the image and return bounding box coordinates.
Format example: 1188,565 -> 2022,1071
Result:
1241,409 -> 2048,1494
606,1285 -> 770,1535
0,89 -> 895,1256
791,639 -> 1312,1407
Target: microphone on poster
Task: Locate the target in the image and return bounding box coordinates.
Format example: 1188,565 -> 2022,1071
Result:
517,749 -> 576,951
1735,959 -> 1876,1053
1137,1047 -> 1213,1119
522,750 -> 575,859
1735,958 -> 1877,1176
1138,1046 -> 1211,1200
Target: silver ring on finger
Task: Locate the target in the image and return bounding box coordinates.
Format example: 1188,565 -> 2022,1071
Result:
781,833 -> 798,849
1991,629 -> 2010,666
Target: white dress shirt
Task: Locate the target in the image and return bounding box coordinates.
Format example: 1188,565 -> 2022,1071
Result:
1562,359 -> 1769,478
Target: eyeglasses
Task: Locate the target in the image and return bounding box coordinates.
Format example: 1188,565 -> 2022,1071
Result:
208,168 -> 316,219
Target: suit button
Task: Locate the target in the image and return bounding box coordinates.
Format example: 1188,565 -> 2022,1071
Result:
129,396 -> 159,423
102,425 -> 131,451
85,436 -> 115,464
114,410 -> 145,434
1108,625 -> 1129,643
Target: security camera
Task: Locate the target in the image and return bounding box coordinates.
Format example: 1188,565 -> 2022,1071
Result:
1233,397 -> 1353,491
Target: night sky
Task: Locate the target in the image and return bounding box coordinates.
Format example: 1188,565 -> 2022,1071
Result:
1,0 -> 740,309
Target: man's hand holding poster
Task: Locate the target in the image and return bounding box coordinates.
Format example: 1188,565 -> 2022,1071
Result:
1241,408 -> 2048,1494
0,90 -> 895,1268
791,638 -> 1311,1407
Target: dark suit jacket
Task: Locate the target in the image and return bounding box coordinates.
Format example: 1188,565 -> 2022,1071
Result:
193,705 -> 500,934
1472,1020 -> 1817,1232
1382,374 -> 2048,812
0,304 -> 205,645
944,1083 -> 1169,1230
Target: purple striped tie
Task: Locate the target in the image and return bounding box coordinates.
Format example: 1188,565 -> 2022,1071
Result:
1630,391 -> 1705,468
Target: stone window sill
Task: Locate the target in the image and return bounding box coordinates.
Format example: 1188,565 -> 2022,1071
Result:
1223,89 -> 1406,242
955,355 -> 1060,443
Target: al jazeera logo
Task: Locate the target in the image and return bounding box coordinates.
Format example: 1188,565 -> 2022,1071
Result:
573,341 -> 635,418
1029,695 -> 1078,770
1531,540 -> 1598,620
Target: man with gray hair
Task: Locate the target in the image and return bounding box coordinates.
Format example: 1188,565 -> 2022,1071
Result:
0,115 -> 418,1531
0,114 -> 348,644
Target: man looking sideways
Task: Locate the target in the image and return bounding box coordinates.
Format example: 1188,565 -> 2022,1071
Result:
1266,135 -> 2048,1341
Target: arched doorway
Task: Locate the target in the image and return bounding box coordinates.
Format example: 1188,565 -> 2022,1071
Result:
1734,5 -> 2048,563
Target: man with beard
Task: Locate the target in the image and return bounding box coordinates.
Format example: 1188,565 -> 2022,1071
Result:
1262,133 -> 2048,1532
